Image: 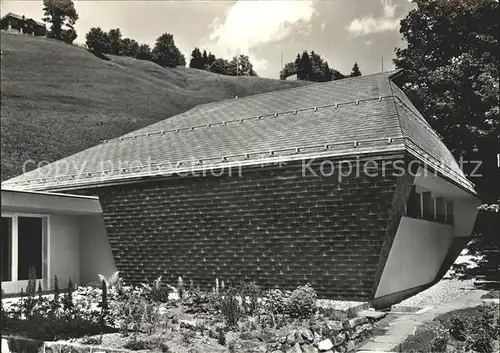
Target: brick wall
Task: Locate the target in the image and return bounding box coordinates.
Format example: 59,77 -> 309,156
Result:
78,153 -> 410,300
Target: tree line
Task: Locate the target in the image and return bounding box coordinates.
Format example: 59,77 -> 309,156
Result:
280,50 -> 361,82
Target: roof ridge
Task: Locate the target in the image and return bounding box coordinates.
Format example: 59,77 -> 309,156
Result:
394,95 -> 445,141
192,70 -> 400,111
388,79 -> 405,141
101,95 -> 395,144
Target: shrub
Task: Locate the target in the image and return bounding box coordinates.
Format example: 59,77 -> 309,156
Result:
239,282 -> 261,315
220,288 -> 242,328
449,317 -> 467,341
464,304 -> 499,353
141,276 -> 169,303
429,328 -> 449,352
288,284 -> 317,319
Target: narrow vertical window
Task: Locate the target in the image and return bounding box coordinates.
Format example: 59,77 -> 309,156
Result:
422,192 -> 434,221
1,217 -> 12,281
446,201 -> 455,225
407,186 -> 422,218
435,197 -> 446,223
17,217 -> 43,280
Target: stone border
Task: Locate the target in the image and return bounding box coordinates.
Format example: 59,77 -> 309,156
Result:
1,336 -> 131,353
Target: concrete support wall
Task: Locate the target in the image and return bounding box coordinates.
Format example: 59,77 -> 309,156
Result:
79,215 -> 117,284
375,216 -> 454,298
48,215 -> 80,289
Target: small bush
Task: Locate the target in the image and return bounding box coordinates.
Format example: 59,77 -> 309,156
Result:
449,317 -> 466,341
429,328 -> 449,352
288,284 -> 317,319
239,282 -> 261,315
220,288 -> 242,328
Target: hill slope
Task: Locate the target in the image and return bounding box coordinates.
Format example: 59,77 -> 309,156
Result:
0,33 -> 309,181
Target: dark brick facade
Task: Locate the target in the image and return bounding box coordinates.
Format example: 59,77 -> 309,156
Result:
78,153 -> 412,300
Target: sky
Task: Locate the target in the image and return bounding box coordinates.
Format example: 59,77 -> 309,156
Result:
0,0 -> 415,79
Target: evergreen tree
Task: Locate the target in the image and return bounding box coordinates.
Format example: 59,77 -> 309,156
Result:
350,62 -> 362,77
136,44 -> 153,61
152,33 -> 184,68
202,50 -> 209,68
189,47 -> 204,69
107,28 -> 122,55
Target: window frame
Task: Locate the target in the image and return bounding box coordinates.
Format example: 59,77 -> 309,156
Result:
404,186 -> 454,225
1,213 -> 48,286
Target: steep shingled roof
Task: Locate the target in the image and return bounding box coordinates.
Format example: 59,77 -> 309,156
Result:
2,71 -> 476,194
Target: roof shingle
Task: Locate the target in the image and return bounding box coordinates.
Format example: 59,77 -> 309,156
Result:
2,71 -> 476,195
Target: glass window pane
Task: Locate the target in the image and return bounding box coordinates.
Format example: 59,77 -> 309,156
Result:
446,201 -> 455,225
407,186 -> 422,218
435,197 -> 446,223
18,217 -> 43,280
422,192 -> 434,221
1,217 -> 12,281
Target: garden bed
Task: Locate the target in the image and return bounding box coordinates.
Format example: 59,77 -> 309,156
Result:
393,302 -> 500,353
1,272 -> 388,353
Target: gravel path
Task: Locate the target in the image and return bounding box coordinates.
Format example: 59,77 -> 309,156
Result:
397,278 -> 475,308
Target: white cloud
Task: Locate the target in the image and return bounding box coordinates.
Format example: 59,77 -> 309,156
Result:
206,0 -> 316,72
346,0 -> 401,36
320,21 -> 326,32
365,40 -> 374,47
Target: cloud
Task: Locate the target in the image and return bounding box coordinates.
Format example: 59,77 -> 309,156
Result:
346,0 -> 401,36
206,0 -> 316,72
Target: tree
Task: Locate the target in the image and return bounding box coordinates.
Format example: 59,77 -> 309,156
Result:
350,62 -> 361,77
42,0 -> 78,43
282,50 -> 344,81
120,38 -> 140,58
394,0 -> 499,273
136,44 -> 153,61
280,62 -> 296,80
107,28 -> 122,55
152,33 -> 184,68
394,0 -> 499,202
229,54 -> 257,76
85,27 -> 109,55
209,58 -> 230,74
189,47 -> 204,69
207,52 -> 216,67
330,69 -> 346,80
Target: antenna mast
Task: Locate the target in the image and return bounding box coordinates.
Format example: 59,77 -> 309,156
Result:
381,56 -> 384,72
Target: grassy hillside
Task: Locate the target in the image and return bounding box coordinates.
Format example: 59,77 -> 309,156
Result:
0,33 -> 309,181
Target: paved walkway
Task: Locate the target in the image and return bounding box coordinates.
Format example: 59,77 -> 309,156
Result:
357,289 -> 490,352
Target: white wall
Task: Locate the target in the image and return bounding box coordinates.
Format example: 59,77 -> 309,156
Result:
375,216 -> 454,298
79,215 -> 116,284
48,215 -> 80,290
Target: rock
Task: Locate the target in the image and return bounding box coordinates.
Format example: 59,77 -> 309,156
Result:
318,339 -> 334,351
269,351 -> 283,353
279,336 -> 287,344
334,332 -> 346,346
313,331 -> 322,344
286,331 -> 296,345
345,340 -> 355,352
357,310 -> 387,320
342,319 -> 352,330
267,342 -> 281,351
300,328 -> 314,343
179,319 -> 197,330
310,323 -> 322,336
231,339 -> 267,353
286,342 -> 302,353
240,331 -> 263,341
348,316 -> 368,328
261,331 -> 279,343
326,320 -> 343,334
302,344 -> 319,353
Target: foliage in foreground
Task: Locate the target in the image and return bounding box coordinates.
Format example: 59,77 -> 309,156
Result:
397,302 -> 500,353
